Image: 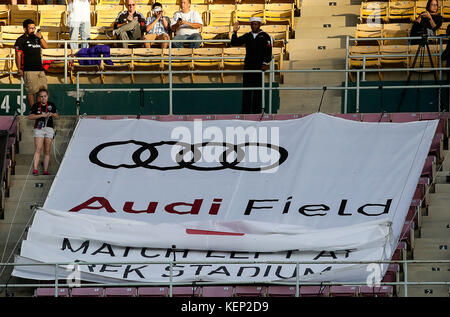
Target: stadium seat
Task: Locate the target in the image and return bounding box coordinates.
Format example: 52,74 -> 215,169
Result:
348,45 -> 381,81
355,23 -> 383,46
0,48 -> 12,83
163,48 -> 193,83
171,286 -> 202,297
414,0 -> 429,19
88,26 -> 111,41
191,3 -> 209,24
408,44 -> 440,73
201,26 -> 231,47
261,24 -> 289,58
98,0 -> 125,5
135,4 -> 152,18
95,5 -> 125,27
132,48 -> 164,83
222,47 -> 245,71
235,3 -> 265,24
34,287 -> 69,297
359,285 -> 393,297
137,287 -> 169,297
0,25 -> 24,48
234,286 -> 267,297
390,112 -> 419,122
201,286 -> 233,297
388,1 -> 415,22
361,113 -> 389,122
192,47 -> 224,83
0,5 -> 10,26
38,26 -> 61,48
9,5 -> 38,26
104,287 -> 137,297
162,4 -> 180,20
299,285 -> 330,297
360,1 -> 388,23
38,5 -> 66,27
71,287 -> 104,297
103,48 -> 134,83
329,286 -> 359,297
208,4 -> 236,27
382,23 -> 411,45
264,2 -> 295,31
380,45 -> 408,69
442,0 -> 450,19
42,48 -> 73,78
267,285 -> 296,297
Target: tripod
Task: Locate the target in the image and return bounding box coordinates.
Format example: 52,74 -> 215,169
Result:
397,34 -> 439,112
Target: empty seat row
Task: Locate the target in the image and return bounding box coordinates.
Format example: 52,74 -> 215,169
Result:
0,3 -> 295,30
34,284 -> 393,297
360,1 -> 450,23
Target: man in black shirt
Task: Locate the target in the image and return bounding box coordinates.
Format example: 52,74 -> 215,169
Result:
28,88 -> 59,176
15,19 -> 48,107
105,0 -> 146,48
231,17 -> 272,114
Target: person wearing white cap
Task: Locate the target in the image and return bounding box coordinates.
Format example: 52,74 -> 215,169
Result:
231,18 -> 272,114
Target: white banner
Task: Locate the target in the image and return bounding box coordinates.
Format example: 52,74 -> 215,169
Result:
13,113 -> 438,283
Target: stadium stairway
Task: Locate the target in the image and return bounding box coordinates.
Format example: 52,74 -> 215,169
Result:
279,0 -> 362,114
0,115 -> 77,297
397,146 -> 450,297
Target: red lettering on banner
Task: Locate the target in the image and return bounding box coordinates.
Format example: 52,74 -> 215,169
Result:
208,198 -> 223,215
164,199 -> 203,215
123,201 -> 158,214
69,196 -> 117,213
186,229 -> 245,236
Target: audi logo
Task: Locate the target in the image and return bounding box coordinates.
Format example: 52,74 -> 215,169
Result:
89,140 -> 288,172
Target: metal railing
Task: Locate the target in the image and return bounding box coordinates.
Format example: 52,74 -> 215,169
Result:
1,259 -> 449,297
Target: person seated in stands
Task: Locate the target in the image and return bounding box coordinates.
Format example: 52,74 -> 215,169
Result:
105,0 -> 146,48
143,2 -> 171,49
171,0 -> 203,48
28,88 -> 59,176
410,0 -> 442,44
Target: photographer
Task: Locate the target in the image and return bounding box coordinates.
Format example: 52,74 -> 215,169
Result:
410,0 -> 442,44
143,2 -> 171,49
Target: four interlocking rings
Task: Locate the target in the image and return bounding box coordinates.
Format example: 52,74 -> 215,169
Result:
89,140 -> 288,172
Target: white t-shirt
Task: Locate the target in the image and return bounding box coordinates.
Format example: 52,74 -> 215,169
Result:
68,0 -> 91,26
171,10 -> 203,36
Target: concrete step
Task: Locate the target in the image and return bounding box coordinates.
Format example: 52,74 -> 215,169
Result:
297,16 -> 348,28
397,285 -> 449,297
278,91 -> 341,114
290,48 -> 345,61
292,26 -> 355,38
14,154 -> 62,167
435,183 -> 450,193
293,38 -> 344,50
7,182 -> 52,201
413,249 -> 450,260
300,5 -> 360,17
14,164 -> 60,176
407,270 -> 450,282
301,0 -> 358,8
1,201 -> 38,225
426,206 -> 450,221
283,61 -> 345,85
15,141 -> 69,155
420,222 -> 450,238
436,171 -> 450,184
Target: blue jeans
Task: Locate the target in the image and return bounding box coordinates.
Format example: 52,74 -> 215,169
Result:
69,22 -> 91,50
172,33 -> 202,48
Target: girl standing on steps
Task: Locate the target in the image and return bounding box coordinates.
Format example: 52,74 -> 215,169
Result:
28,88 -> 59,176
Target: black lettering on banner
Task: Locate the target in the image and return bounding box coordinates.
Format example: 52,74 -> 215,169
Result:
165,249 -> 189,258
314,251 -> 337,260
244,199 -> 279,216
275,265 -> 297,279
304,266 -> 332,276
230,252 -> 249,259
237,266 -> 260,277
91,243 -> 115,257
206,251 -> 226,258
122,246 -> 132,257
263,265 -> 272,277
358,199 -> 392,216
190,264 -> 213,275
337,199 -> 352,216
299,204 -> 330,216
61,238 -> 90,254
100,264 -> 121,273
123,265 -> 147,279
207,266 -> 230,276
140,248 -> 160,258
162,265 -> 184,277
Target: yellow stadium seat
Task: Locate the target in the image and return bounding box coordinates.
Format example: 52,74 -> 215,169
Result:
222,46 -> 245,70
0,25 -> 23,48
41,48 -> 72,78
388,1 -> 415,22
10,5 -> 39,26
235,24 -> 251,37
191,4 -> 209,25
355,23 -> 383,46
360,2 -> 388,23
408,44 -> 439,74
95,5 -> 125,27
264,3 -> 294,30
201,25 -> 230,47
38,5 -> 66,27
192,47 -> 223,83
0,5 -> 10,26
135,5 -> 152,18
135,0 -> 153,5
88,26 -> 111,40
39,26 -> 61,48
132,47 -> 164,83
71,48 -> 104,84
162,4 -> 181,20
261,24 -> 289,58
0,48 -> 12,83
414,0 -> 430,19
382,23 -> 411,45
163,47 -> 194,83
235,3 -> 264,23
348,45 -> 381,81
104,47 -> 133,82
437,21 -> 449,36
208,4 -> 235,26
442,0 -> 450,19
97,0 -> 125,5
380,44 -> 408,69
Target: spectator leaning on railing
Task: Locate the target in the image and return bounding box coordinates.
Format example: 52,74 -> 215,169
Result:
171,0 -> 203,48
410,0 -> 442,44
143,2 -> 171,49
105,0 -> 146,48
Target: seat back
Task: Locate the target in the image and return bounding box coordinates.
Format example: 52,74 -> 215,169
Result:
10,5 -> 38,26
38,4 -> 66,27
208,4 -> 235,26
95,5 -> 125,27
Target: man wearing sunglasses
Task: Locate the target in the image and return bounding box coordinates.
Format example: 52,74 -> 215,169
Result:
106,0 -> 146,48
